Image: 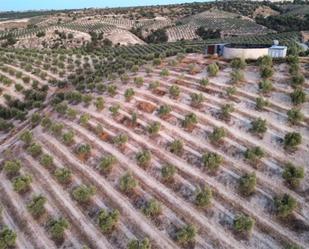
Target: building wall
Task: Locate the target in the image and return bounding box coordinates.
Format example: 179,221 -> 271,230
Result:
223,46 -> 269,60
268,47 -> 287,58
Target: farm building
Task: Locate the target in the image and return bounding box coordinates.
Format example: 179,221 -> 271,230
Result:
205,41 -> 287,59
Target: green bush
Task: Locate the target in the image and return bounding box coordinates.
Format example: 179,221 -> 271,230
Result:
284,132 -> 302,150
169,85 -> 180,99
109,104 -> 120,117
175,224 -> 196,245
127,238 -> 151,249
291,73 -> 304,88
99,155 -> 116,174
195,186 -> 212,208
136,150 -> 151,168
107,84 -> 117,97
287,108 -> 304,125
72,184 -> 96,203
230,70 -> 244,84
190,93 -> 204,107
147,122 -> 161,135
3,160 -> 21,176
274,194 -> 297,218
0,227 -> 17,248
220,103 -> 234,121
290,88 -> 306,105
48,218 -> 69,240
169,139 -> 183,156
199,78 -> 209,87
157,105 -> 172,118
20,130 -> 33,145
125,88 -> 135,101
79,113 -> 90,126
134,77 -> 144,87
95,97 -> 105,111
231,58 -> 246,69
12,174 -> 32,193
282,162 -> 304,189
209,127 -> 226,144
113,133 -> 128,147
27,143 -> 42,157
207,63 -> 219,77
54,168 -> 72,184
260,66 -> 274,79
161,164 -> 176,182
142,199 -> 162,217
201,152 -> 223,172
233,214 -> 255,235
259,79 -> 273,94
119,172 -> 138,193
40,154 -> 54,168
50,122 -> 64,136
27,195 -> 46,217
250,118 -> 267,135
41,116 -> 52,129
182,113 -> 197,129
255,97 -> 269,111
98,209 -> 120,234
62,130 -> 75,145
239,173 -> 256,196
244,146 -> 264,163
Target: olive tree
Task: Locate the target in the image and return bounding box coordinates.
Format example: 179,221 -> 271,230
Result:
98,209 -> 120,234
119,172 -> 138,194
142,199 -> 162,217
72,184 -> 96,204
282,162 -> 304,189
238,173 -> 256,196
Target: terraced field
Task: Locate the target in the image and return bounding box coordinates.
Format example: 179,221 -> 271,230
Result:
0,50 -> 308,249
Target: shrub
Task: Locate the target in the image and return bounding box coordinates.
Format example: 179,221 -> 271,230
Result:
190,93 -> 204,107
259,79 -> 273,94
255,97 -> 269,111
250,118 -> 267,135
290,88 -> 306,105
12,174 -> 32,193
199,78 -> 209,87
244,146 -> 264,163
161,164 -> 176,182
291,73 -> 304,88
62,130 -> 75,145
220,103 -> 234,121
231,58 -> 246,69
136,150 -> 151,168
20,130 -> 33,145
175,224 -> 196,245
230,70 -> 244,84
48,218 -> 69,240
239,173 -> 256,196
27,195 -> 46,217
99,155 -> 116,174
75,144 -> 91,160
274,194 -> 297,218
50,122 -> 64,136
107,85 -> 117,97
142,199 -> 162,217
287,108 -> 304,125
109,104 -> 120,117
169,139 -> 183,156
182,113 -> 197,130
119,172 -> 138,193
201,152 -> 223,172
258,55 -> 272,68
113,133 -> 128,147
3,160 -> 21,176
207,63 -> 219,77
134,77 -> 144,87
27,143 -> 42,157
160,69 -> 169,77
98,209 -> 120,234
125,88 -> 135,101
0,227 -> 17,248
169,85 -> 180,99
95,97 -> 105,111
31,113 -> 41,126
209,127 -> 226,144
72,185 -> 96,203
146,122 -> 161,135
226,86 -> 236,98
82,94 -> 92,106
127,238 -> 151,249
284,132 -> 302,150
40,154 -> 54,168
148,81 -> 160,91
41,116 -> 52,129
79,114 -> 90,127
55,103 -> 68,115
233,214 -> 255,235
195,186 -> 212,208
260,66 -> 274,79
282,162 -> 304,188
54,168 -> 72,184
157,105 -> 171,118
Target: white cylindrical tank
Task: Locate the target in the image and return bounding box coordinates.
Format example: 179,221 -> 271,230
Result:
223,44 -> 270,60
